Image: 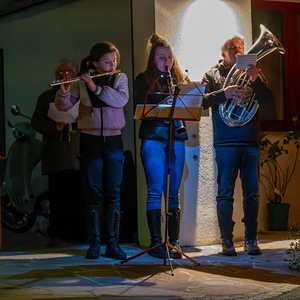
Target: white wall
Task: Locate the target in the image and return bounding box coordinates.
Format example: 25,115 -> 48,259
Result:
152,0 -> 300,246
154,0 -> 253,245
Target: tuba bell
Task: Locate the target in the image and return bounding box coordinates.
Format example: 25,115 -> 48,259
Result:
219,24 -> 285,127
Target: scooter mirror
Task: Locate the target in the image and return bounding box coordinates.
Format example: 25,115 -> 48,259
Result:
11,105 -> 20,116
11,105 -> 31,119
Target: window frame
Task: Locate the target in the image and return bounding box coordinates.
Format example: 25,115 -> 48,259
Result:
252,0 -> 300,131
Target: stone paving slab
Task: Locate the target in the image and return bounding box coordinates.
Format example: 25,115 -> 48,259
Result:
0,229 -> 300,299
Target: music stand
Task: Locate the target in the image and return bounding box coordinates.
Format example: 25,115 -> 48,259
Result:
121,80 -> 205,274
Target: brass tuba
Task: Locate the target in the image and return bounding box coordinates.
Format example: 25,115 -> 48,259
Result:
219,24 -> 285,127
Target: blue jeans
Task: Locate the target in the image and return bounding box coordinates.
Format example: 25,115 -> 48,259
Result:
80,134 -> 125,210
215,146 -> 260,240
140,139 -> 185,211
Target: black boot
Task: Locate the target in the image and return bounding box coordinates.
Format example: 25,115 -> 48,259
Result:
168,208 -> 182,259
105,206 -> 127,260
147,209 -> 165,259
85,208 -> 102,259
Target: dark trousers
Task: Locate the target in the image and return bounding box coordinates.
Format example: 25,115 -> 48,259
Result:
48,169 -> 84,242
215,146 -> 260,240
80,133 -> 124,210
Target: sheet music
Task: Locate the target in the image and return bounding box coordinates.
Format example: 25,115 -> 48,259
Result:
236,54 -> 257,69
175,82 -> 205,108
47,101 -> 80,123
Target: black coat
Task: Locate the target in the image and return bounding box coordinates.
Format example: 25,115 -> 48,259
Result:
134,72 -> 188,141
201,60 -> 273,147
31,87 -> 80,175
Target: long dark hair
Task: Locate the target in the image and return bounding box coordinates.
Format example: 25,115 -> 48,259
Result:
144,33 -> 183,85
77,42 -> 120,75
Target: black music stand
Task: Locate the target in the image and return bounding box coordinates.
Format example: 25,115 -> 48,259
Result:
121,80 -> 204,274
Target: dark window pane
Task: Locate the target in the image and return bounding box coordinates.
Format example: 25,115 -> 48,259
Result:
252,10 -> 285,121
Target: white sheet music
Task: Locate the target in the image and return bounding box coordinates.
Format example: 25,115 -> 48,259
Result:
236,54 -> 257,69
47,101 -> 80,123
175,82 -> 205,108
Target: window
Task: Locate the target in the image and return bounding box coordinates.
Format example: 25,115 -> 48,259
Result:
252,0 -> 300,131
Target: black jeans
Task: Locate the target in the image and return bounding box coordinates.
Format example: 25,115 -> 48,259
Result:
80,133 -> 125,210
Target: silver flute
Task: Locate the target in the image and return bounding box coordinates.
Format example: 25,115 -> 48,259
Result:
49,70 -> 120,86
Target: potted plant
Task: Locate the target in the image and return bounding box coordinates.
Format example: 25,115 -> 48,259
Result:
286,240 -> 300,272
260,131 -> 300,230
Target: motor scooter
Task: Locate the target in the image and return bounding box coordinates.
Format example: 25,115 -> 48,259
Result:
1,105 -> 49,233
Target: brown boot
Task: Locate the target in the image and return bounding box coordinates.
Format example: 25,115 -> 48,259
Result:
244,239 -> 261,255
222,239 -> 237,256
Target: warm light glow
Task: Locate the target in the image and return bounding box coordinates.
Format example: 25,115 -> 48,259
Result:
169,0 -> 247,82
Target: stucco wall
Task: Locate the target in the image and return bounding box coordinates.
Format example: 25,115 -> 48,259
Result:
151,0 -> 300,246
154,0 -> 254,245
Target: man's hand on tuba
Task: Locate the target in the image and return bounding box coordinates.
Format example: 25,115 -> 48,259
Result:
224,85 -> 243,100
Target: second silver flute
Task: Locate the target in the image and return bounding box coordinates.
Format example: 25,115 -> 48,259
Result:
49,70 -> 120,87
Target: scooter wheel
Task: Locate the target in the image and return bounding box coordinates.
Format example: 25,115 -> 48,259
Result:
1,196 -> 37,233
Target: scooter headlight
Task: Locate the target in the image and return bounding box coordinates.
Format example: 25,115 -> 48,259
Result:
13,128 -> 27,140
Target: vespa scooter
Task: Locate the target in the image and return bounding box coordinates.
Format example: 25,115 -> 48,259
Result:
1,105 -> 49,233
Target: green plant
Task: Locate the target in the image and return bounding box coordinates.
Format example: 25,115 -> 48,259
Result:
260,131 -> 300,203
286,240 -> 300,272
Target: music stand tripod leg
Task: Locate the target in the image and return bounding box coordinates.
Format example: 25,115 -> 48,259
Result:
121,86 -> 200,272
167,242 -> 200,266
163,86 -> 200,269
120,242 -> 165,264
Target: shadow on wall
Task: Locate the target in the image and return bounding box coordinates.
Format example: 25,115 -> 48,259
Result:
120,150 -> 138,244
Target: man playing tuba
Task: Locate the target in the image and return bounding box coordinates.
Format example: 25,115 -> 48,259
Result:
201,35 -> 273,256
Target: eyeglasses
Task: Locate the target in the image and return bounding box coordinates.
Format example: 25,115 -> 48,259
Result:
59,70 -> 70,75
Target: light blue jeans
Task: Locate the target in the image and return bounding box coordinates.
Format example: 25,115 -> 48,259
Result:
140,139 -> 185,211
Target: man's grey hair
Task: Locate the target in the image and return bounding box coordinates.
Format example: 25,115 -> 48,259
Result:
221,35 -> 245,53
55,59 -> 78,73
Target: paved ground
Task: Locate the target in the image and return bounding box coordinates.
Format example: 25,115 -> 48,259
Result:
0,226 -> 300,300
